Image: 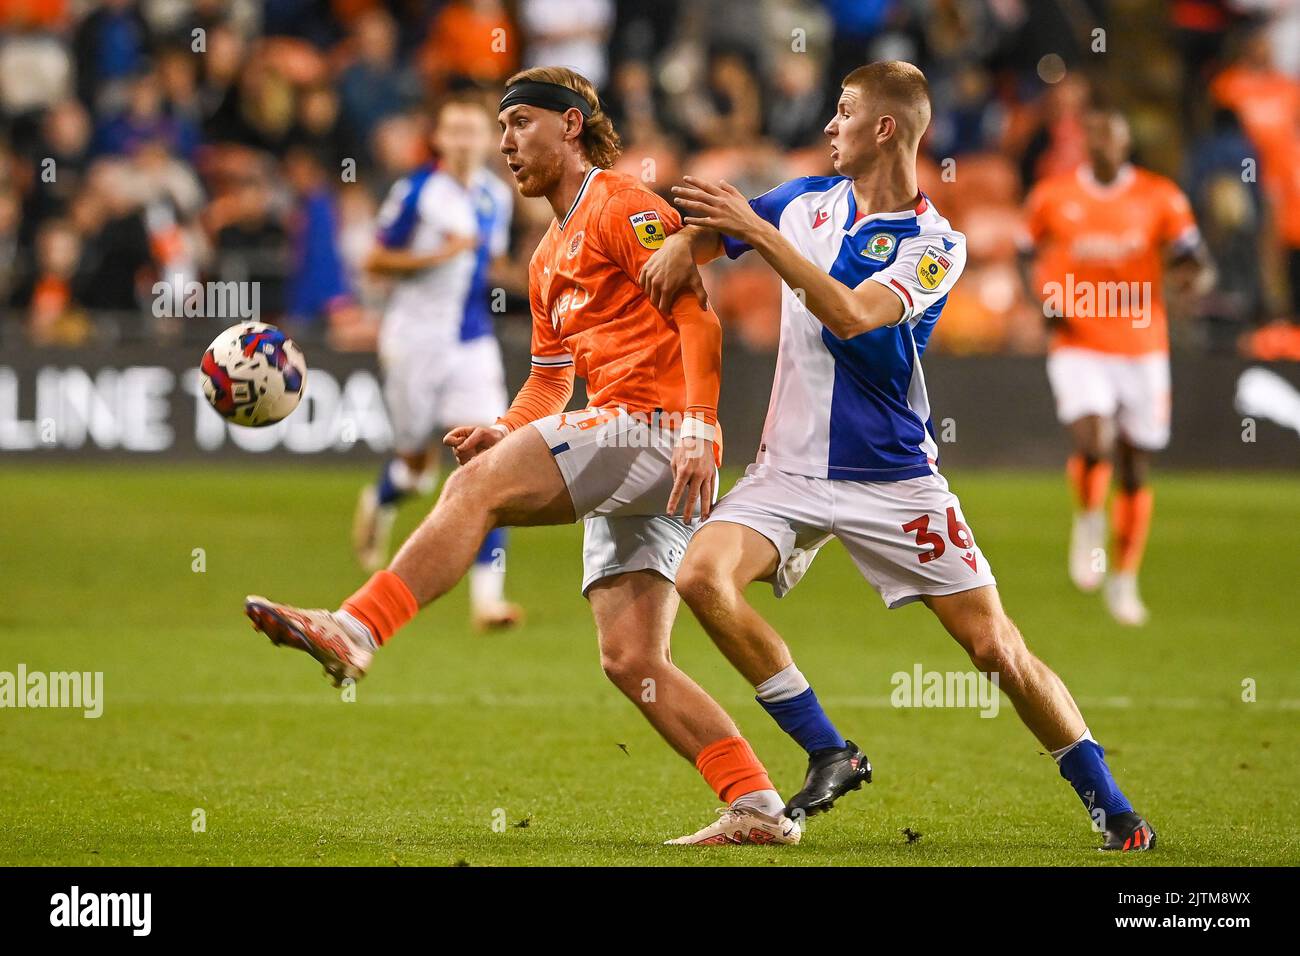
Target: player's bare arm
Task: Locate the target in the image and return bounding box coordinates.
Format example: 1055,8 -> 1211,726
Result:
1016,244 -> 1067,331
365,234 -> 477,276
673,176 -> 903,338
638,225 -> 720,313
1166,243 -> 1216,297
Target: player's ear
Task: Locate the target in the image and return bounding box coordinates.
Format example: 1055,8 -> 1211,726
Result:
562,107 -> 586,144
877,114 -> 897,145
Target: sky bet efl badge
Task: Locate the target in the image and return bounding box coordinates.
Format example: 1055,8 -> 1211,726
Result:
629,210 -> 665,249
917,246 -> 952,290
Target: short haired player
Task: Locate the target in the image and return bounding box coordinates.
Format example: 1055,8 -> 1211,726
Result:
1018,106 -> 1212,626
643,61 -> 1158,850
244,68 -> 801,846
354,93 -> 523,631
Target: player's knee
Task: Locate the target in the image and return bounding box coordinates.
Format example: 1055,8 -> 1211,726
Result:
674,556 -> 736,618
1116,454 -> 1148,493
440,454 -> 499,512
598,641 -> 668,691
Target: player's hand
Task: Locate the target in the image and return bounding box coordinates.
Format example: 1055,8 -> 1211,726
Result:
638,232 -> 709,314
424,236 -> 476,267
444,424 -> 505,465
672,177 -> 763,243
667,436 -> 715,524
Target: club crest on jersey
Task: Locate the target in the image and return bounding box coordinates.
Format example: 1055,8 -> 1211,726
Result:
567,230 -> 585,259
628,210 -> 665,249
917,246 -> 953,290
862,233 -> 896,261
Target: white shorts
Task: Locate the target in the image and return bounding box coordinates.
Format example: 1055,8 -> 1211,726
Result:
530,406 -> 701,594
381,336 -> 508,454
707,463 -> 997,608
1046,347 -> 1171,450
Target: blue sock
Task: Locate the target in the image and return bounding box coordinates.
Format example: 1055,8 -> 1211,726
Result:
758,687 -> 846,755
1057,739 -> 1134,818
475,527 -> 506,568
375,460 -> 407,506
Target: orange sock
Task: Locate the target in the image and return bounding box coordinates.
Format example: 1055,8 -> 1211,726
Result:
1111,488 -> 1154,573
1066,455 -> 1112,511
341,569 -> 419,645
694,736 -> 774,804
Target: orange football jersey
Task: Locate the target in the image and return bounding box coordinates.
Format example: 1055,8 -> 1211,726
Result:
524,168 -> 721,427
1023,164 -> 1198,355
1211,66 -> 1300,247
1210,66 -> 1300,175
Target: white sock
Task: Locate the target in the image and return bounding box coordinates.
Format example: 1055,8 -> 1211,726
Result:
754,662 -> 811,703
469,562 -> 505,610
336,609 -> 377,649
1050,727 -> 1095,763
387,459 -> 419,493
730,788 -> 786,818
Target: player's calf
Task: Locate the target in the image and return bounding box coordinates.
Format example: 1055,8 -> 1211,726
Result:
927,588 -> 1156,851
677,543 -> 870,818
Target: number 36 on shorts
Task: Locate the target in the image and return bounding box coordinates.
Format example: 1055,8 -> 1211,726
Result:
902,506 -> 977,566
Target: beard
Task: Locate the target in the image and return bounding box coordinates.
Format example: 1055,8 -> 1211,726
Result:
515,147 -> 565,198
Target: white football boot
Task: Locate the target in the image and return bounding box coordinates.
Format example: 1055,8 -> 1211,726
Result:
471,601 -> 526,633
1068,510 -> 1106,593
665,807 -> 801,846
1104,571 -> 1149,627
245,596 -> 375,686
352,485 -> 397,573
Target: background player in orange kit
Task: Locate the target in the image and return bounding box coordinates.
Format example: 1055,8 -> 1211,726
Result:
242,67 -> 801,846
1019,106 -> 1213,625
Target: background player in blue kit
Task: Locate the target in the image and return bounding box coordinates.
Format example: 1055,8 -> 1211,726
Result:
353,93 -> 522,631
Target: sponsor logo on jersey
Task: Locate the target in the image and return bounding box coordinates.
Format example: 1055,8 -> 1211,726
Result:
629,210 -> 665,249
567,230 -> 585,259
862,233 -> 896,261
549,284 -> 590,329
917,246 -> 953,290
812,209 -> 830,229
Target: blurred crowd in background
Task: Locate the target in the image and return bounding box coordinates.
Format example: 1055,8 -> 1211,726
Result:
1,0 -> 1299,357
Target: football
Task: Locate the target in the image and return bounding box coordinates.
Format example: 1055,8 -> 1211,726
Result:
199,322 -> 308,427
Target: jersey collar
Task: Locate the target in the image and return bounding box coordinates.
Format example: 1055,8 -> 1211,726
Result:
1077,162 -> 1135,197
846,188 -> 929,235
560,166 -> 601,231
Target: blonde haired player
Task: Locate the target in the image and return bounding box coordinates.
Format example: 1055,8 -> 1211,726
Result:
644,61 -> 1158,851
1019,106 -> 1212,625
244,67 -> 799,846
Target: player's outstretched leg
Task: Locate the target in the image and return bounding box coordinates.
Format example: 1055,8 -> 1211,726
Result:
585,571 -> 798,846
247,425 -> 572,684
1064,415 -> 1111,594
676,522 -> 871,819
1105,438 -> 1153,626
924,585 -> 1156,851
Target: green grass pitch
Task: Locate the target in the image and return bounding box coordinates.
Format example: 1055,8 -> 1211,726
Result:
1,464 -> 1296,866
